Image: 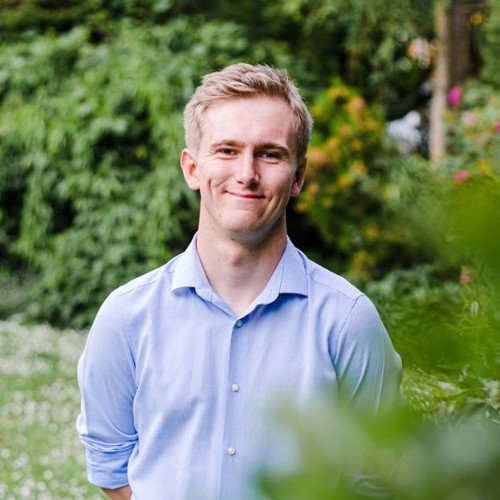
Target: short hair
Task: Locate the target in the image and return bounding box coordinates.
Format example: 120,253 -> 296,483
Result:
183,63 -> 313,163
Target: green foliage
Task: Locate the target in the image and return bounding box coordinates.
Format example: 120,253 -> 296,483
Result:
0,0 -> 100,37
0,0 -> 195,38
367,264 -> 465,369
367,261 -> 500,422
446,80 -> 500,159
415,170 -> 500,366
294,80 -> 413,281
259,399 -> 500,499
0,272 -> 35,320
250,0 -> 435,117
0,0 -> 437,117
421,81 -> 499,281
364,82 -> 500,419
0,18 -> 292,327
481,0 -> 500,87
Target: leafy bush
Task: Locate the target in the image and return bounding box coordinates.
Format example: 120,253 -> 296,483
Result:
251,0 -> 434,118
365,81 -> 500,419
0,18 -> 292,327
481,0 -> 500,87
294,80 -> 414,282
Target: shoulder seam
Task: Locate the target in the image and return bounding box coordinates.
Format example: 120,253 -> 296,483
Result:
306,266 -> 364,303
332,294 -> 364,364
112,265 -> 169,298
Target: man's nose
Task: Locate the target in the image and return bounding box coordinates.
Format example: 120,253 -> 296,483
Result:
236,153 -> 260,185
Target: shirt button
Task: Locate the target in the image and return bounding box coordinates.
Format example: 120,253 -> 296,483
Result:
227,447 -> 236,456
235,320 -> 243,328
231,383 -> 240,392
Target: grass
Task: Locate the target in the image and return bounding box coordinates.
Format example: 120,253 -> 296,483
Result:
0,316 -> 105,499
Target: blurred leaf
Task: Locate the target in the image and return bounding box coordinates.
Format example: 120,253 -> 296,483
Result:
260,397 -> 500,499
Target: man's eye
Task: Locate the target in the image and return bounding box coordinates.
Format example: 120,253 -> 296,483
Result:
219,148 -> 236,155
260,152 -> 280,159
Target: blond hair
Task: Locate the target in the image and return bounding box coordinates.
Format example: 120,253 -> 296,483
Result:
183,63 -> 313,163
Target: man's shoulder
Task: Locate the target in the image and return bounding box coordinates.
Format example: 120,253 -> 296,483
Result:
89,253 -> 185,340
109,253 -> 182,300
299,250 -> 364,303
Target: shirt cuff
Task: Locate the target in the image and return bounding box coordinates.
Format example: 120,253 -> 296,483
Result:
85,446 -> 132,489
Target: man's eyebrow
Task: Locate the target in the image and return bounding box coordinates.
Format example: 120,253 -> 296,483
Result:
209,140 -> 245,149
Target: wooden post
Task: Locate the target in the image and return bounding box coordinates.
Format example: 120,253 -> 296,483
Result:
429,0 -> 450,162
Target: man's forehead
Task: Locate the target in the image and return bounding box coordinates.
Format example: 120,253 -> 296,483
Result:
196,95 -> 297,155
202,97 -> 292,130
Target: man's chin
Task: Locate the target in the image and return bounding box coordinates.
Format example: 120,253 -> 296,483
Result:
224,219 -> 285,246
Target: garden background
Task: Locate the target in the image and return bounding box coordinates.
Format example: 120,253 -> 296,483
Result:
0,0 -> 499,498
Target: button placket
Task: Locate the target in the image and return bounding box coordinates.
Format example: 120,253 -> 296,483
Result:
222,316 -> 246,473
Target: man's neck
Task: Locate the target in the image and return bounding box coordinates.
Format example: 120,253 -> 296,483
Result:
195,228 -> 287,317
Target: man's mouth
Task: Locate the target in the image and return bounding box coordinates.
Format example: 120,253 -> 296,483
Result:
228,191 -> 265,199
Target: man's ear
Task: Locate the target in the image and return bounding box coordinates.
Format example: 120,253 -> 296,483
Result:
290,156 -> 307,197
180,149 -> 200,191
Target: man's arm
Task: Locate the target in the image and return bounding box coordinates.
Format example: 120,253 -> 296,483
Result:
334,294 -> 402,410
102,485 -> 132,500
332,294 -> 402,499
77,291 -> 138,491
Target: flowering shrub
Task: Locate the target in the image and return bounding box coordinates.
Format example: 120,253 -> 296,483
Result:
358,79 -> 500,432
294,80 -> 411,280
445,81 -> 500,163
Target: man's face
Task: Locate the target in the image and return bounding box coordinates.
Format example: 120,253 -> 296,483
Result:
181,96 -> 306,244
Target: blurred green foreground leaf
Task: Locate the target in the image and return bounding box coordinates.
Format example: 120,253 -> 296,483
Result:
260,398 -> 500,500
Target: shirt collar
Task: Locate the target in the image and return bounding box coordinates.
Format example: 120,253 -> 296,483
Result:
257,237 -> 308,303
171,235 -> 211,296
171,235 -> 308,301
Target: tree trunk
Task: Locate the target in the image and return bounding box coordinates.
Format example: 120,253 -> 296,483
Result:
429,0 -> 450,162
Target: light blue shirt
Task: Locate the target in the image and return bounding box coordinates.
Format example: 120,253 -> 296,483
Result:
77,237 -> 401,499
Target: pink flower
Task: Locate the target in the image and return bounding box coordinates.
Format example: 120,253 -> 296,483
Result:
454,169 -> 470,184
460,266 -> 471,285
462,112 -> 477,126
448,86 -> 462,107
494,122 -> 500,132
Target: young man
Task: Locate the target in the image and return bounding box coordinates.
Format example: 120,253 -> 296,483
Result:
77,63 -> 402,500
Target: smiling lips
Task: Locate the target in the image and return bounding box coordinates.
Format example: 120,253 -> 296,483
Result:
228,191 -> 265,200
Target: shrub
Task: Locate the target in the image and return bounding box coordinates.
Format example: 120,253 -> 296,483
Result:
294,80 -> 414,281
481,0 -> 500,87
0,18 -> 292,327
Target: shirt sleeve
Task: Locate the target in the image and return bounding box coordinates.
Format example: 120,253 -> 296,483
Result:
76,290 -> 138,489
332,294 -> 402,499
333,294 -> 402,411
